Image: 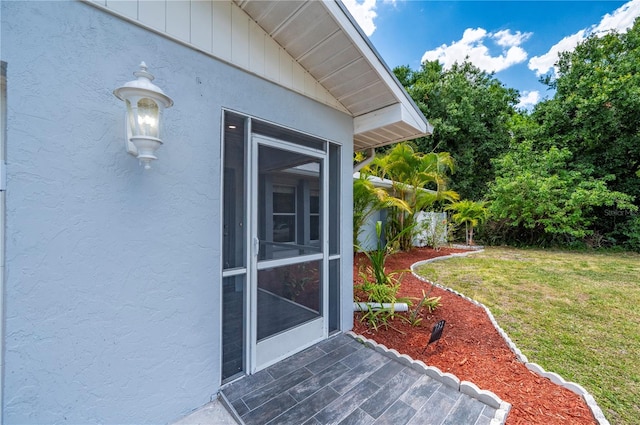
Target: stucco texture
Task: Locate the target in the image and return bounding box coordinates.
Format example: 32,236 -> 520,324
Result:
1,1 -> 353,423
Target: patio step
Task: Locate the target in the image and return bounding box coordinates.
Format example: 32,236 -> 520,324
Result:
221,333 -> 508,425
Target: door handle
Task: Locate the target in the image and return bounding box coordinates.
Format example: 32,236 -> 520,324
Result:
254,237 -> 258,255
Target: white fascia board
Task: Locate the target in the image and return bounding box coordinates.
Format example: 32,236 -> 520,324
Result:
354,103 -> 426,135
323,0 -> 430,134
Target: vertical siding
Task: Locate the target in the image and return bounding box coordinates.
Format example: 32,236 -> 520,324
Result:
279,51 -> 293,87
230,4 -> 249,69
138,0 -> 165,31
87,0 -> 348,114
292,64 -> 305,94
106,0 -> 137,18
190,1 -> 213,51
166,1 -> 190,41
264,38 -> 280,81
249,23 -> 265,75
212,0 -> 232,61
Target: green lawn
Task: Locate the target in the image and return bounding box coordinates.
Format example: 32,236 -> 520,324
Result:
414,246 -> 640,425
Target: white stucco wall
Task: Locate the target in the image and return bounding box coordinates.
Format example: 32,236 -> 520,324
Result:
0,1 -> 353,423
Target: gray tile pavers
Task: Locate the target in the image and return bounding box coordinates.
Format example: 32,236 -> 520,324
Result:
373,400 -> 417,425
481,406 -> 498,420
222,368 -> 274,402
340,344 -> 384,368
288,362 -> 352,402
266,346 -> 328,380
229,398 -> 249,418
337,408 -> 375,425
330,353 -> 390,395
315,379 -> 379,424
407,389 -> 462,425
399,375 -> 443,410
306,342 -> 361,374
267,386 -> 341,425
365,357 -> 406,387
360,369 -> 423,418
316,333 -> 355,353
474,412 -> 495,425
241,392 -> 298,425
221,333 -> 506,425
441,396 -> 487,425
243,368 -> 314,410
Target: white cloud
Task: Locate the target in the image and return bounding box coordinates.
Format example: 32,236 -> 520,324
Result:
528,30 -> 586,76
343,0 -> 378,37
517,91 -> 541,109
594,0 -> 640,34
528,0 -> 640,76
343,0 -> 402,36
493,29 -> 531,47
421,28 -> 532,73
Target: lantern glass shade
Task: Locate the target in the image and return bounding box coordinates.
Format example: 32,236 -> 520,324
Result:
126,97 -> 162,140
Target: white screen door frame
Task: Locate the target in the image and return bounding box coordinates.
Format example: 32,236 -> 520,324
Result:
249,134 -> 329,372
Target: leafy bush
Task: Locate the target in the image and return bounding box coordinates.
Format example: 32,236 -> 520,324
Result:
486,141 -> 637,245
620,216 -> 640,252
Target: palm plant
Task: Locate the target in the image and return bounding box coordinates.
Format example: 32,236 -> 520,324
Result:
446,200 -> 489,245
367,143 -> 459,251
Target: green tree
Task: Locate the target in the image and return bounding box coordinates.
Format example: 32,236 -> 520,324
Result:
394,61 -> 519,200
486,141 -> 636,245
531,18 -> 640,240
446,200 -> 488,245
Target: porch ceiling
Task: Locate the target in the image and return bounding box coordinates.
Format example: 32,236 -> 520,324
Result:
233,0 -> 432,150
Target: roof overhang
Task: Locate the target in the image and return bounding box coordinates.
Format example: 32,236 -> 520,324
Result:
234,0 -> 433,150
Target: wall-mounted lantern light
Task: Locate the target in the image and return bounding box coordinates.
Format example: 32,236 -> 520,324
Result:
113,62 -> 173,169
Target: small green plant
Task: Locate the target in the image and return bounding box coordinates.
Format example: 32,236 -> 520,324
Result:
359,305 -> 395,331
406,289 -> 441,326
355,220 -> 413,331
356,275 -> 397,303
357,221 -> 392,286
421,296 -> 441,313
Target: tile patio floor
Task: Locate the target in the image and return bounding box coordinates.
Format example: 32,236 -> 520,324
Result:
221,333 -> 500,425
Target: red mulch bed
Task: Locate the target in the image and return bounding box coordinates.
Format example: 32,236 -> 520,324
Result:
353,247 -> 596,425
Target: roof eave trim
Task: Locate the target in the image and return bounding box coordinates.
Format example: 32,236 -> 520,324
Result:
326,0 -> 430,129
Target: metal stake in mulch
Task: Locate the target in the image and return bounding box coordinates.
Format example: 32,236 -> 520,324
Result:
422,319 -> 446,354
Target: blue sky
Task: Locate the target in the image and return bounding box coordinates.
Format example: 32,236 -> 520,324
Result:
343,0 -> 640,108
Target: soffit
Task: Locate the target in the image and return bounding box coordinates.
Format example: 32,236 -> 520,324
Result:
233,0 -> 432,150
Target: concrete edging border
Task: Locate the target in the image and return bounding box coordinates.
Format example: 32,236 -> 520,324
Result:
346,331 -> 511,425
410,250 -> 610,425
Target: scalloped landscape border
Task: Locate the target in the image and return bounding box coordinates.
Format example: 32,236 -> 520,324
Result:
409,249 -> 610,425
